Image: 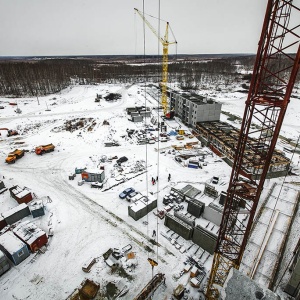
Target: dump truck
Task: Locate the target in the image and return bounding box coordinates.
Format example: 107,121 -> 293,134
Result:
5,149 -> 25,164
35,144 -> 55,155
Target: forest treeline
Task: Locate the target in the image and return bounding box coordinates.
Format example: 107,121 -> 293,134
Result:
0,55 -> 297,97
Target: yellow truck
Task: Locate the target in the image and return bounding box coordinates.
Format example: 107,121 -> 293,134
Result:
35,144 -> 55,155
5,149 -> 25,164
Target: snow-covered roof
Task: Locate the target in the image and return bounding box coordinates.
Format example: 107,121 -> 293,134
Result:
0,231 -> 26,253
129,196 -> 156,212
16,190 -> 31,198
83,169 -> 104,175
1,203 -> 28,219
10,186 -> 23,195
13,221 -> 46,245
30,201 -> 44,210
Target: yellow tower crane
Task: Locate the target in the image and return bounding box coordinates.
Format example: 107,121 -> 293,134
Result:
134,8 -> 177,119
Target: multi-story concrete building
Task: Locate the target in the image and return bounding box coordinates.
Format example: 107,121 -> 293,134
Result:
169,90 -> 222,127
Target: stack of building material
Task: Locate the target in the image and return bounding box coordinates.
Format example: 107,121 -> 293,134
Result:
164,213 -> 193,240
202,203 -> 223,226
204,183 -> 219,198
187,199 -> 205,218
191,225 -> 217,255
174,211 -> 195,227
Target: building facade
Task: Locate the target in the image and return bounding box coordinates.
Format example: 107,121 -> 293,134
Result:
169,90 -> 222,127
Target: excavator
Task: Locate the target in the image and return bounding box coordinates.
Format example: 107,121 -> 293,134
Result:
0,128 -> 19,137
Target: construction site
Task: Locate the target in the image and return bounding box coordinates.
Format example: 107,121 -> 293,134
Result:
0,1 -> 299,300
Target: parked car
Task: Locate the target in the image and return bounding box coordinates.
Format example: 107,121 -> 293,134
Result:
91,182 -> 103,189
126,191 -> 138,201
117,156 -> 128,165
0,106 -> 4,109
119,187 -> 135,199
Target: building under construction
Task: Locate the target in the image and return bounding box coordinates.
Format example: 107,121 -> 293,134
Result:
169,89 -> 222,126
195,121 -> 290,179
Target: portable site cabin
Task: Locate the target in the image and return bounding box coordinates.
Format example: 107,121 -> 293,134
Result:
81,169 -> 105,183
0,231 -> 30,265
9,185 -> 33,204
75,167 -> 86,174
29,201 -> 45,218
0,217 -> 7,231
1,203 -> 31,225
132,115 -> 143,123
128,196 -> 157,221
13,221 -> 48,252
0,249 -> 10,276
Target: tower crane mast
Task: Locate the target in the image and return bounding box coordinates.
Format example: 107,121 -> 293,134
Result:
206,0 -> 300,299
134,8 -> 177,118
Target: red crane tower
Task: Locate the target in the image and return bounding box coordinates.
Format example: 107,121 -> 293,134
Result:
206,0 -> 300,299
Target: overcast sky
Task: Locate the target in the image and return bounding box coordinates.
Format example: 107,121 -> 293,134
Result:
0,0 -> 267,56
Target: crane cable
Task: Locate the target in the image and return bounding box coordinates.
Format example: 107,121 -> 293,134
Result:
137,0 -> 161,278
155,0 -> 161,268
141,0 -> 150,245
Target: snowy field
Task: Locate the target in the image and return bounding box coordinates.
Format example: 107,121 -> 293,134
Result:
0,83 -> 299,299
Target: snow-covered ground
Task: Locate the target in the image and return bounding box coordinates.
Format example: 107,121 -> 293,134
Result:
0,83 -> 299,299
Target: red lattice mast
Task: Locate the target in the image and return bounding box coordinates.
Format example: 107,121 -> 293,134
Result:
207,0 -> 300,298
